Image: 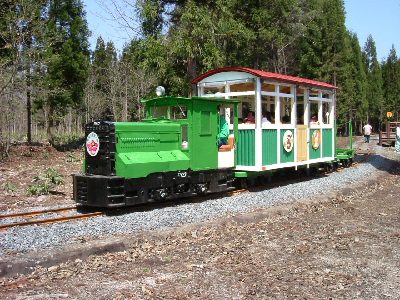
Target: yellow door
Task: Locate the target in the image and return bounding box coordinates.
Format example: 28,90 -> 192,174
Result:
297,125 -> 307,161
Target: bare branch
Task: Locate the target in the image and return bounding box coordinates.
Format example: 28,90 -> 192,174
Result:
96,0 -> 141,39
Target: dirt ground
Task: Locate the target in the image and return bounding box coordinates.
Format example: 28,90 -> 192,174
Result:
1,137 -> 400,299
0,145 -> 81,210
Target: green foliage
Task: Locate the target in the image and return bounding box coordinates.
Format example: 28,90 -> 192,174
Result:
298,0 -> 347,83
27,180 -> 51,196
2,182 -> 17,193
51,132 -> 84,147
336,31 -> 367,125
45,168 -> 64,185
138,0 -> 164,37
43,0 -> 90,142
3,0 -> 400,137
363,35 -> 384,123
382,46 -> 400,119
90,37 -> 118,119
27,168 -> 64,196
27,169 -> 63,196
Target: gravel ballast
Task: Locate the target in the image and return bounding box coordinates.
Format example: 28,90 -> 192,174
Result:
0,145 -> 398,257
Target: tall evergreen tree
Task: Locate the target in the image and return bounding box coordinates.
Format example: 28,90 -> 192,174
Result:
336,31 -> 367,131
138,0 -> 164,37
298,0 -> 346,84
92,37 -> 109,94
350,33 -> 368,127
382,45 -> 400,120
319,0 -> 346,84
166,0 -> 225,91
43,0 -> 90,143
297,0 -> 325,80
229,0 -> 305,73
363,35 -> 384,125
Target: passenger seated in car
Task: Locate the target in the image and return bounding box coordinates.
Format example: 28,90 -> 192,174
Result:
217,106 -> 229,147
244,111 -> 255,124
262,111 -> 272,125
310,115 -> 319,125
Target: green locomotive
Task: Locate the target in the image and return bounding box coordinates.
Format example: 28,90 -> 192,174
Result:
73,95 -> 239,207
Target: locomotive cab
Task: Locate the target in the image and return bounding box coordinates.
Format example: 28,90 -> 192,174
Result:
143,96 -> 239,172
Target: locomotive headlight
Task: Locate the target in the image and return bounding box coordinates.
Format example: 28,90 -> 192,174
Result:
156,86 -> 165,96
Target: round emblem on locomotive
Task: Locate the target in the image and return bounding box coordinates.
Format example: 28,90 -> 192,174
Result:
282,130 -> 294,152
86,132 -> 100,156
312,129 -> 321,150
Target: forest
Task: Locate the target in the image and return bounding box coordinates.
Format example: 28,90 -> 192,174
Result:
1,0 -> 400,158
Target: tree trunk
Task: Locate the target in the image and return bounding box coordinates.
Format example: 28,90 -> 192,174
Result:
67,108 -> 72,133
47,107 -> 54,145
187,57 -> 197,97
26,26 -> 33,144
27,80 -> 32,143
123,75 -> 128,121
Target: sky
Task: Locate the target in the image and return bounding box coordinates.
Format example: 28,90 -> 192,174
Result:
344,0 -> 400,61
83,0 -> 400,61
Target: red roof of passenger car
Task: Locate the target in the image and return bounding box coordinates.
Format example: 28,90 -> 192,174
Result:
192,67 -> 337,89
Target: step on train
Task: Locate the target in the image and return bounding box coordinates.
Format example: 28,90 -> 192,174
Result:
73,67 -> 354,208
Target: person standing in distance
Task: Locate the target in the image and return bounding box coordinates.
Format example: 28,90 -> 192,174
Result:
363,122 -> 372,143
395,124 -> 400,152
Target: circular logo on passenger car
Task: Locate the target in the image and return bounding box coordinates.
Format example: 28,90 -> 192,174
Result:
283,130 -> 294,152
312,129 -> 321,150
86,132 -> 100,156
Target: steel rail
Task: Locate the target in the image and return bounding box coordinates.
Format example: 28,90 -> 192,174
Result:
226,188 -> 248,195
0,211 -> 103,230
0,206 -> 78,219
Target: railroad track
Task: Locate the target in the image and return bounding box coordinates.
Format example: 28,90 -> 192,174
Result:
0,206 -> 103,230
351,150 -> 371,166
0,156 -> 366,231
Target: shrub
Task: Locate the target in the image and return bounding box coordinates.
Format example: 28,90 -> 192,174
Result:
52,133 -> 85,151
2,182 -> 17,193
27,168 -> 64,196
45,168 -> 64,185
27,181 -> 51,196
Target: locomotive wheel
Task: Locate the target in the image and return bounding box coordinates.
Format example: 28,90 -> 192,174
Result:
324,163 -> 334,173
306,166 -> 319,177
342,159 -> 350,168
236,178 -> 248,189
